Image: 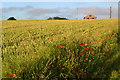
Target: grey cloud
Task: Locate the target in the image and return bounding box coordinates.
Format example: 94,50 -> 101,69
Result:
1,5 -> 118,20
2,6 -> 34,13
27,8 -> 60,16
77,6 -> 109,15
27,6 -> 118,19
69,6 -> 118,18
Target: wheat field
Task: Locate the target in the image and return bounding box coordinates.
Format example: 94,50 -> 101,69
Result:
1,19 -> 120,79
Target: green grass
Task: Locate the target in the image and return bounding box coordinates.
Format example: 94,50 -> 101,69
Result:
1,19 -> 120,79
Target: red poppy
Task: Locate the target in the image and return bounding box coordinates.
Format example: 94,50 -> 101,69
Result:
102,40 -> 105,42
106,51 -> 109,54
57,57 -> 60,60
75,57 -> 79,59
106,51 -> 111,54
80,43 -> 85,46
107,35 -> 110,37
90,52 -> 92,54
49,40 -> 54,42
18,76 -> 21,78
9,74 -> 14,77
5,73 -> 8,75
38,57 -> 41,59
22,67 -> 25,69
19,70 -> 23,74
71,53 -> 74,55
90,41 -> 94,43
67,49 -> 72,52
84,47 -> 89,50
59,46 -> 63,48
26,65 -> 30,67
77,73 -> 87,75
63,37 -> 66,40
79,53 -> 84,55
103,37 -> 106,39
96,39 -> 100,42
64,56 -> 67,58
102,51 -> 104,53
89,48 -> 93,51
112,35 -> 115,37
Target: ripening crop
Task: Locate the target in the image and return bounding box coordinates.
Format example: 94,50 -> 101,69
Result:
1,19 -> 120,79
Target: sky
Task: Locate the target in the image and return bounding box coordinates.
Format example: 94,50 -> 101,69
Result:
0,1 -> 119,20
1,0 -> 120,2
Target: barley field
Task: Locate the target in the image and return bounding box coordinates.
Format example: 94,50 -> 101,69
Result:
1,19 -> 120,79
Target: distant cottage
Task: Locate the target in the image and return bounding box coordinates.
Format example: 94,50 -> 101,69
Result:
83,14 -> 97,19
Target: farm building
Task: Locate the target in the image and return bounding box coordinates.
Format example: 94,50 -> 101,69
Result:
83,14 -> 97,19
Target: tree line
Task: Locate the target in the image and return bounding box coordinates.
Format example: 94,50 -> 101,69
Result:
7,16 -> 68,20
47,17 -> 68,20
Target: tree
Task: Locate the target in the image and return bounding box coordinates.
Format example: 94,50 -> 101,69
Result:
53,17 -> 60,20
7,17 -> 16,20
47,16 -> 68,20
47,17 -> 53,20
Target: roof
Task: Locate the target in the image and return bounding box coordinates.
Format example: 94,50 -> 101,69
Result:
84,14 -> 97,18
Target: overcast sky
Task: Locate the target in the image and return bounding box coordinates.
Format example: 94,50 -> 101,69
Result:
1,1 -> 118,20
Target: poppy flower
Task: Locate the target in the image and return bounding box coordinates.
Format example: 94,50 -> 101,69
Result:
5,73 -> 8,75
80,43 -> 85,46
106,51 -> 111,54
90,52 -> 92,54
26,65 -> 30,67
75,57 -> 79,59
77,73 -> 87,75
90,41 -> 94,43
22,67 -> 25,69
19,70 -> 23,74
106,51 -> 109,54
67,49 -> 72,52
71,53 -> 74,55
9,74 -> 14,77
64,57 -> 66,59
63,37 -> 66,40
49,40 -> 54,42
103,37 -> 106,39
79,53 -> 84,55
38,57 -> 41,59
89,48 -> 93,51
96,39 -> 100,42
102,40 -> 105,42
57,57 -> 60,60
18,76 -> 21,78
112,35 -> 115,37
101,51 -> 104,53
107,35 -> 110,37
59,46 -> 63,48
84,47 -> 89,50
